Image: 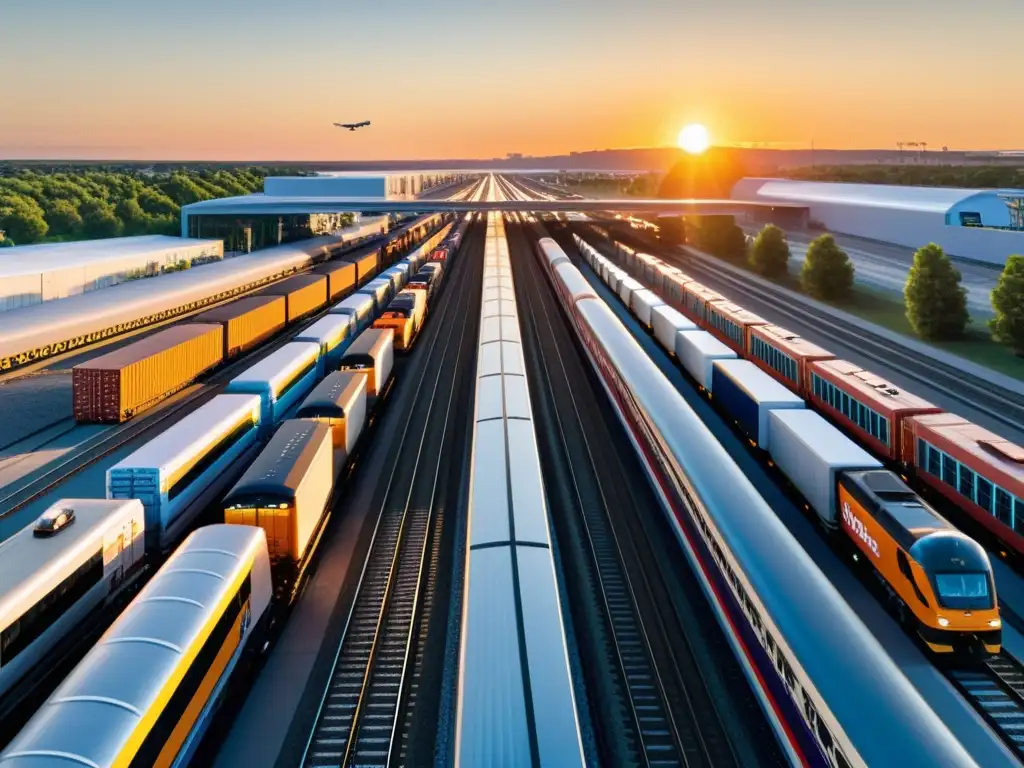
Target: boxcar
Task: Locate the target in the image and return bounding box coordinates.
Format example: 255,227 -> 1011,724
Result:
225,342 -> 321,427
191,295 -> 287,359
297,371 -> 368,466
339,329 -> 395,402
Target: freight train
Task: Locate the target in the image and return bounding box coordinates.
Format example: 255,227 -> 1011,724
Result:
0,213 -> 473,762
527,231 -> 979,768
582,227 -> 1024,571
569,233 -> 1001,655
69,215 -> 454,424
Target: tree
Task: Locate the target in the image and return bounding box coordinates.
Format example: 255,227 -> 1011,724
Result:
691,215 -> 747,261
0,195 -> 48,243
748,224 -> 791,279
115,197 -> 151,235
904,243 -> 969,340
137,187 -> 179,217
990,255 -> 1024,354
45,198 -> 84,237
800,234 -> 854,301
79,199 -> 123,239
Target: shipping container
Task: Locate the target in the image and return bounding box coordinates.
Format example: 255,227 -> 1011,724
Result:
381,265 -> 407,292
651,304 -> 698,354
357,278 -> 393,313
373,293 -> 420,351
329,293 -> 377,332
748,324 -> 834,396
107,394 -> 262,550
905,412 -> 1024,554
297,371 -> 368,464
223,419 -> 333,565
662,271 -> 692,308
705,301 -> 767,355
191,295 -> 286,358
617,276 -> 645,308
675,330 -> 736,391
294,314 -> 356,373
225,342 -> 321,427
345,249 -> 380,285
73,324 -> 223,423
340,329 -> 395,401
682,281 -> 726,323
630,288 -> 664,329
312,260 -> 357,301
808,359 -> 941,461
259,274 -> 328,323
711,359 -> 804,449
635,254 -> 661,286
767,409 -> 881,526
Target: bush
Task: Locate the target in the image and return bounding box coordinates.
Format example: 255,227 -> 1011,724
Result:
692,215 -> 747,261
904,243 -> 969,340
800,234 -> 854,301
748,224 -> 790,279
990,255 -> 1024,354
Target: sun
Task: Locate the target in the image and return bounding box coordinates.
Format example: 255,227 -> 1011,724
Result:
678,124 -> 710,155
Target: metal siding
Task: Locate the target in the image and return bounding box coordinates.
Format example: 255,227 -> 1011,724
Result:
515,546 -> 585,768
457,548 -> 531,767
469,420 -> 510,546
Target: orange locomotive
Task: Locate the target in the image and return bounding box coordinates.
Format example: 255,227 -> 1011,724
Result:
838,470 -> 1001,655
372,290 -> 426,352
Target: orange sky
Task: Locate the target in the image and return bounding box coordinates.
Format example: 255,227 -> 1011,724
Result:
1,0 -> 1020,160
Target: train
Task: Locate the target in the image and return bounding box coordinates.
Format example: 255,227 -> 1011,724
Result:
581,227 -> 1024,571
0,212 -> 475,762
68,215 -> 454,424
528,231 -> 978,768
569,233 -> 1001,656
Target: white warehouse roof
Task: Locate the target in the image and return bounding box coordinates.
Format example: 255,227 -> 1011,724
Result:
0,235 -> 223,312
732,178 -> 1024,265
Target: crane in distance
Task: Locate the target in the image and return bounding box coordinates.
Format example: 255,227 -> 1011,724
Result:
334,120 -> 371,131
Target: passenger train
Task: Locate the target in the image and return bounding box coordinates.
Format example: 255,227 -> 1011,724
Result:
0,214 -> 472,761
529,231 -> 979,768
585,225 -> 1024,574
567,233 -> 1001,656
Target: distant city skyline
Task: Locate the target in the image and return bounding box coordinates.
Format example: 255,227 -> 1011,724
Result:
1,0 -> 1020,160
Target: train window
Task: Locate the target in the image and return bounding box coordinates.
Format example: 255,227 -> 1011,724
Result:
1,548 -> 103,667
926,443 -> 941,477
995,487 -> 1013,527
958,466 -> 975,501
1015,500 -> 1024,536
879,418 -> 889,447
934,573 -> 992,610
976,477 -> 993,514
942,455 -> 957,486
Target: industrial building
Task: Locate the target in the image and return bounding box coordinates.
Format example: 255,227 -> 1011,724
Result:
181,171 -> 468,248
732,178 -> 1024,265
0,235 -> 223,313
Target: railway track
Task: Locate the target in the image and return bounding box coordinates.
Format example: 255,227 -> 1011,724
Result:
948,654 -> 1024,759
301,221 -> 482,768
508,216 -> 782,768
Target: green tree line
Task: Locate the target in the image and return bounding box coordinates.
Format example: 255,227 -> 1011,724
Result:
0,166 -> 304,247
786,164 -> 1024,190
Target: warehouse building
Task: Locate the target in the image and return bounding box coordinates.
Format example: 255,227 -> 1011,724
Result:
0,235 -> 223,313
180,171 -> 467,249
732,178 -> 1024,265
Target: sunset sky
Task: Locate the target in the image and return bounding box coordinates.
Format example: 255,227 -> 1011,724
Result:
2,0 -> 1019,160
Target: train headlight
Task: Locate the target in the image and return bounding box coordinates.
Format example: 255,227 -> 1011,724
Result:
989,619 -> 1002,628
937,617 -> 950,627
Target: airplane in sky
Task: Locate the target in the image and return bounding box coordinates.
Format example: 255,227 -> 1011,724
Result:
334,120 -> 371,131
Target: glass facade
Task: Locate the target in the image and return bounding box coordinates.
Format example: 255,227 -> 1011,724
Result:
917,437 -> 1024,535
751,337 -> 798,385
187,212 -> 355,255
811,372 -> 890,447
706,307 -> 745,347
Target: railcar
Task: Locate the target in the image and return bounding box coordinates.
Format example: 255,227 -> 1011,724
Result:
373,290 -> 426,352
225,342 -> 321,428
0,500 -> 146,709
710,359 -> 804,449
704,301 -> 767,356
297,371 -> 368,468
257,274 -> 328,323
0,525 -> 273,768
340,328 -> 395,403
356,278 -> 394,314
748,324 -> 834,397
294,314 -> 356,374
651,304 -> 697,355
107,394 -> 262,551
329,293 -> 377,333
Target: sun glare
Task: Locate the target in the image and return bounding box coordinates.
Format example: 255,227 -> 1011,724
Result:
678,124 -> 710,154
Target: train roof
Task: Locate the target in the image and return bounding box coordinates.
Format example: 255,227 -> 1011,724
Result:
0,500 -> 144,626
706,301 -> 767,326
297,371 -> 367,419
0,526 -> 267,768
109,394 -> 261,478
768,410 -> 882,469
842,470 -> 954,544
812,359 -> 941,414
224,420 -> 331,502
714,359 -> 804,404
312,259 -> 356,277
229,342 -> 319,391
751,324 -> 834,360
331,293 -> 375,314
258,272 -> 326,294
73,323 -> 221,370
553,263 -> 597,301
192,294 -> 285,322
294,314 -> 352,347
910,412 -> 1024,491
677,329 -> 735,357
343,328 -> 393,358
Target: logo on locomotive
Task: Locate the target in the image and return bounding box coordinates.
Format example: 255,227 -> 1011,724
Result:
842,502 -> 880,558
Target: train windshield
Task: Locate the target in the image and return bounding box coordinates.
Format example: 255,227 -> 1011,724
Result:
934,573 -> 993,610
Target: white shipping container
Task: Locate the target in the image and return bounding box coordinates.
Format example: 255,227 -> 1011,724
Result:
291,424 -> 334,563
630,289 -> 664,328
675,330 -> 736,390
617,276 -> 645,307
767,410 -> 881,526
651,304 -> 697,352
